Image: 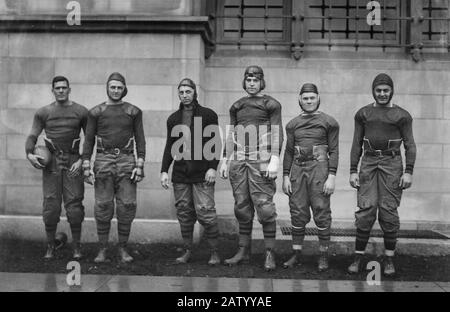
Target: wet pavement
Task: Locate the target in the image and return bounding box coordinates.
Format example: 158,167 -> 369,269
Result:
0,272 -> 448,292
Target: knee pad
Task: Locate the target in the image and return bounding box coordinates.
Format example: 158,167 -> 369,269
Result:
94,200 -> 114,222
66,209 -> 85,224
379,219 -> 400,233
65,199 -> 85,224
117,202 -> 137,224
197,214 -> 217,228
314,218 -> 332,231
355,218 -> 376,233
43,210 -> 60,225
255,201 -> 276,224
234,208 -> 253,224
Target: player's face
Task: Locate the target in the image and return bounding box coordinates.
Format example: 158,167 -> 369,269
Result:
299,92 -> 319,113
52,81 -> 70,103
374,84 -> 392,105
178,86 -> 195,105
108,80 -> 125,101
245,77 -> 262,96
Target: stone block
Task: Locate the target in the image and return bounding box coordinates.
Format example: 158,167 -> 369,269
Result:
135,163 -> 164,189
443,145 -> 450,168
444,96 -> 450,120
204,67 -> 246,91
410,168 -> 450,193
136,189 -> 175,219
64,84 -> 105,109
395,95 -> 443,119
72,84 -> 174,111
173,34 -> 203,59
8,33 -> 54,58
0,185 -> 5,214
145,137 -> 166,163
0,83 -> 7,109
7,84 -> 52,109
6,134 -> 27,160
214,174 -> 231,191
400,192 -> 450,222
0,0 -> 190,15
414,144 -> 442,168
0,34 -> 8,57
0,109 -> 35,136
395,70 -> 450,95
0,159 -> 41,186
142,111 -> 171,138
0,58 -> 9,83
205,91 -> 251,115
320,94 -> 373,120
214,189 -> 234,216
55,33 -> 175,59
0,135 -> 6,159
126,85 -> 173,111
5,185 -> 42,216
55,59 -> 201,85
413,119 -> 450,144
8,58 -> 55,84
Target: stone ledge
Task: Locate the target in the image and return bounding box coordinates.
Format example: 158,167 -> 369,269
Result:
0,14 -> 214,56
1,215 -> 449,256
0,215 -> 201,244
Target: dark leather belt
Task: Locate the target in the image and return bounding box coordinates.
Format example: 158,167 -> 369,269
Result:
295,155 -> 317,163
45,141 -> 78,155
97,148 -> 134,155
294,155 -> 323,166
365,150 -> 400,157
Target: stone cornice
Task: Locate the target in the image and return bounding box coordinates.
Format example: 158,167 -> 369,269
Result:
0,15 -> 215,55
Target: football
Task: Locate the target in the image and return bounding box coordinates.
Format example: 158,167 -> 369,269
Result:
33,145 -> 52,167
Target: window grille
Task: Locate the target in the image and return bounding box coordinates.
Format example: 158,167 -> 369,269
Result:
211,0 -> 450,61
214,0 -> 292,46
306,0 -> 400,42
421,0 -> 450,47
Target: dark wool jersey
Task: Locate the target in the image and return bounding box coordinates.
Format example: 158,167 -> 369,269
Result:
283,112 -> 340,176
25,101 -> 88,155
161,101 -> 220,184
224,95 -> 283,159
181,106 -> 194,128
82,102 -> 146,160
350,103 -> 416,174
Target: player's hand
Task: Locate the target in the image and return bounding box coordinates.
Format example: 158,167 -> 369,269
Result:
323,174 -> 336,196
349,173 -> 360,189
205,169 -> 216,185
399,173 -> 413,189
282,176 -> 292,196
219,161 -> 228,179
83,172 -> 94,185
82,160 -> 94,185
83,170 -> 94,185
131,167 -> 144,183
265,155 -> 279,179
68,159 -> 82,177
160,172 -> 170,189
27,153 -> 45,169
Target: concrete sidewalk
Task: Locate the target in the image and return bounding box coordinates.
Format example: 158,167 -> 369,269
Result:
0,272 -> 448,292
